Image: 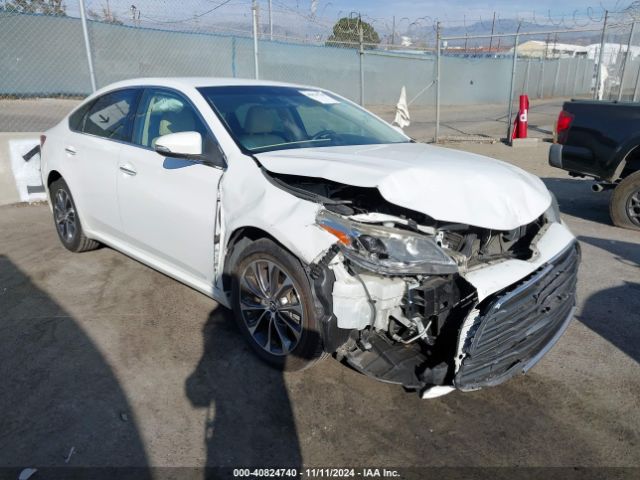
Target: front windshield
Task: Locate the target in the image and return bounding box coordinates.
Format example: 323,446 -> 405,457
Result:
198,85 -> 410,153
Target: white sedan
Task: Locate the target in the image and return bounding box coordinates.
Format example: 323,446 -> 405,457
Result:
41,78 -> 579,397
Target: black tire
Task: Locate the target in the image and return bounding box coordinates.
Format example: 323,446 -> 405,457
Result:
610,171 -> 640,231
49,177 -> 100,252
231,238 -> 328,371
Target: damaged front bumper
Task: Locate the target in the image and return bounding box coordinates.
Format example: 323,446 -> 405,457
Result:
327,221 -> 579,396
454,241 -> 579,391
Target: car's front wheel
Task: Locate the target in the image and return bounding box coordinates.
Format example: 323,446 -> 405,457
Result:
231,238 -> 327,371
49,177 -> 99,252
610,171 -> 640,231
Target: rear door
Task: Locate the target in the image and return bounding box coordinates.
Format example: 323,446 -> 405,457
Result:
65,88 -> 140,237
116,87 -> 223,286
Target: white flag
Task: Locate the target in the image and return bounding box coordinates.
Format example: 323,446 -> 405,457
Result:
393,86 -> 410,129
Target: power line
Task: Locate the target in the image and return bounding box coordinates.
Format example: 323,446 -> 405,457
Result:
140,0 -> 237,24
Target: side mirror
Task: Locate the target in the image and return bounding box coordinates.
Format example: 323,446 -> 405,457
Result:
154,131 -> 202,159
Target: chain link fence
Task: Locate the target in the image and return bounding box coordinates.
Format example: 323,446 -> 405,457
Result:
1,1 -> 637,141
433,29 -> 598,142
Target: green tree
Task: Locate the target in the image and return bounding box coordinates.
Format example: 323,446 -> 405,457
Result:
5,0 -> 66,16
326,17 -> 380,49
88,7 -> 124,25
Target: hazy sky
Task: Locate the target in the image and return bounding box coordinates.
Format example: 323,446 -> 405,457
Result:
75,0 -> 632,32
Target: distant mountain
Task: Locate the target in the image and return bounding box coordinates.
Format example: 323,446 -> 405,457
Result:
405,19 -> 602,47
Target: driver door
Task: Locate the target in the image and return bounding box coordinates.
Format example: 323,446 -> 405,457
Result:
116,87 -> 223,289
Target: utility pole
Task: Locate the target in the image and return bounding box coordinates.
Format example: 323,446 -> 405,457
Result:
488,12 -> 496,52
268,0 -> 273,40
544,33 -> 550,59
105,0 -> 113,22
391,15 -> 396,46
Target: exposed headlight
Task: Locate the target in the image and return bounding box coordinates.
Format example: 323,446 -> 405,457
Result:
545,193 -> 561,224
317,210 -> 458,275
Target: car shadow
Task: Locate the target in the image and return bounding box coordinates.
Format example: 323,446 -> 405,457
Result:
185,307 -> 305,471
542,177 -> 613,226
0,255 -> 150,472
575,237 -> 640,364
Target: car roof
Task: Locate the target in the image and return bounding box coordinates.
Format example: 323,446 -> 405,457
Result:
95,77 -> 312,93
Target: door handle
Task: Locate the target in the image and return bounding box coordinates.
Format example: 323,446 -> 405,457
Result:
119,164 -> 137,176
65,146 -> 76,155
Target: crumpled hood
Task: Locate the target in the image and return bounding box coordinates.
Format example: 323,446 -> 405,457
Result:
255,142 -> 551,230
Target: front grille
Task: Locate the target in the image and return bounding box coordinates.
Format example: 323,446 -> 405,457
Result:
455,243 -> 580,391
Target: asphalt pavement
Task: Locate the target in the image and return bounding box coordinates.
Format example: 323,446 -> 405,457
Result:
0,142 -> 639,472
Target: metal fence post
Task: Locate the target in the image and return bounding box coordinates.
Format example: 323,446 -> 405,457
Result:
268,0 -> 273,41
552,59 -> 561,97
633,62 -> 640,101
584,58 -> 593,95
562,58 -> 571,96
539,59 -> 545,98
618,21 -> 637,101
358,24 -> 364,106
231,36 -> 237,78
252,0 -> 259,79
594,10 -> 609,99
78,0 -> 97,92
506,31 -> 520,141
435,21 -> 441,143
572,58 -> 581,96
524,59 -> 531,94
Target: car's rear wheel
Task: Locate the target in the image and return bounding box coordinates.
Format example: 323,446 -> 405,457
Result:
610,171 -> 640,231
49,178 -> 99,252
231,238 -> 327,371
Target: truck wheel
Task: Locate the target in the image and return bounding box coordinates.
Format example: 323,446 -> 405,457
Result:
231,238 -> 328,371
610,171 -> 640,231
49,178 -> 100,252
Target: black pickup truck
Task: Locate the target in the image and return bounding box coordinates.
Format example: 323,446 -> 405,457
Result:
549,99 -> 640,230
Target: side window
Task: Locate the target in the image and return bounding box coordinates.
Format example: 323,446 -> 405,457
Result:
82,89 -> 138,141
133,89 -> 208,149
68,101 -> 93,132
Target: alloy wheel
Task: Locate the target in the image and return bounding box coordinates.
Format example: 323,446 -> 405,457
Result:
239,259 -> 304,356
627,189 -> 640,226
53,189 -> 76,242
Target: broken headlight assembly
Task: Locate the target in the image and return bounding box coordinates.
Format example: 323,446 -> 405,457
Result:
317,210 -> 458,275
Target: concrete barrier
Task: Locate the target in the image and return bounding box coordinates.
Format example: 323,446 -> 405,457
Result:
0,133 -> 44,206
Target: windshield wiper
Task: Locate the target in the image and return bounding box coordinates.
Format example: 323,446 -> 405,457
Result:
249,138 -> 331,152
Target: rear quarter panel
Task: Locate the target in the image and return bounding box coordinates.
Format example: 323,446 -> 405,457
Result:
562,100 -> 640,180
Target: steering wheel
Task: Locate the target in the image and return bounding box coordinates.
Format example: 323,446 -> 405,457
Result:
311,129 -> 337,141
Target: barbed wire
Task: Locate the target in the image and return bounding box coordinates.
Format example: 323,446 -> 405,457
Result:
3,0 -> 639,46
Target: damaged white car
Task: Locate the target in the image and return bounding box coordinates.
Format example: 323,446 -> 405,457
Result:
41,78 -> 579,397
